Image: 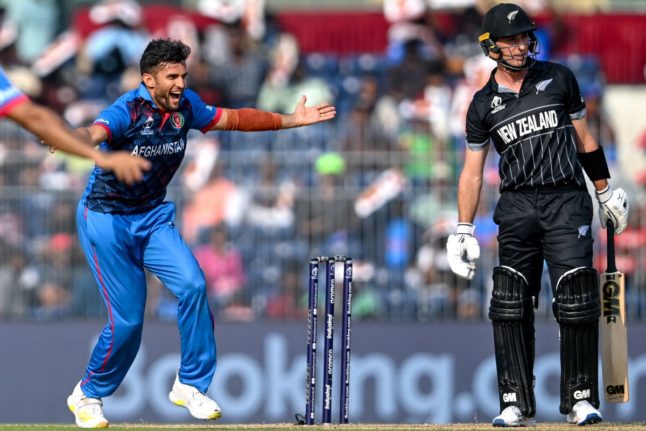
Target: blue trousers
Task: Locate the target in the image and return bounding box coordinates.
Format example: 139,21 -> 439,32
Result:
76,201 -> 216,397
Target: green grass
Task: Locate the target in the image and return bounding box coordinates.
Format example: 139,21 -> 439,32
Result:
0,424 -> 645,431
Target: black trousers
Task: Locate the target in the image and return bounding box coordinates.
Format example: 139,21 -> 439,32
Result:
493,188 -> 594,296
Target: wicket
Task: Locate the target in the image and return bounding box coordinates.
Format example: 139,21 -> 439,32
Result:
304,255 -> 353,425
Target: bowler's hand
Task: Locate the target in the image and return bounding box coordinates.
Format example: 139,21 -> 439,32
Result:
596,185 -> 629,234
446,223 -> 480,280
97,152 -> 151,185
287,95 -> 336,127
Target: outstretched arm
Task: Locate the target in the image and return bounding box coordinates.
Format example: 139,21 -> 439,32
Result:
8,100 -> 150,185
210,95 -> 336,132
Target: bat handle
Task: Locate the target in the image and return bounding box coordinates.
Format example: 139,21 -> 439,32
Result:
607,220 -> 617,273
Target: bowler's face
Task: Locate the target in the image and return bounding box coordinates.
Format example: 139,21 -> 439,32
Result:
146,62 -> 187,111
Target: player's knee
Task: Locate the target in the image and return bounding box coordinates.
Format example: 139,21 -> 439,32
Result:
113,318 -> 144,343
553,267 -> 600,324
177,272 -> 208,299
489,266 -> 533,322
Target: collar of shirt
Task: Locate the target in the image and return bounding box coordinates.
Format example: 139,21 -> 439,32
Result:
486,62 -> 544,95
136,82 -> 187,113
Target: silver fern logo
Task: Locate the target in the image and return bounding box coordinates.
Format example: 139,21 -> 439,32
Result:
507,10 -> 519,23
578,225 -> 590,238
535,79 -> 553,94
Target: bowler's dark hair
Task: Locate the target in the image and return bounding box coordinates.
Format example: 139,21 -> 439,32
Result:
140,39 -> 191,74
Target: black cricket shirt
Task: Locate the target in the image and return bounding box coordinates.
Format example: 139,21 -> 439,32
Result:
465,60 -> 588,192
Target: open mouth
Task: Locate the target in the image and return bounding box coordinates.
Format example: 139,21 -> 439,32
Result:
169,91 -> 182,104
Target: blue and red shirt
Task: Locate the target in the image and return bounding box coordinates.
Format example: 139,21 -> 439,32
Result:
82,83 -> 221,214
0,67 -> 28,117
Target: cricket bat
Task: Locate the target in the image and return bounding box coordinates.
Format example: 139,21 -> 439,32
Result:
600,221 -> 629,403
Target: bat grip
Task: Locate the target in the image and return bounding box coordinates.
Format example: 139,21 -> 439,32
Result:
607,220 -> 617,273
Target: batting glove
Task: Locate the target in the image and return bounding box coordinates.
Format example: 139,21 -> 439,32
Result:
596,185 -> 629,234
446,223 -> 480,280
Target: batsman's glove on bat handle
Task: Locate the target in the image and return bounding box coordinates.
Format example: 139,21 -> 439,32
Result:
446,222 -> 480,280
596,185 -> 629,234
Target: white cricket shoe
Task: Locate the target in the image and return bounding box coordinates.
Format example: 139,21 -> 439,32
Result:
66,382 -> 109,429
567,400 -> 603,425
492,406 -> 535,427
168,375 -> 222,420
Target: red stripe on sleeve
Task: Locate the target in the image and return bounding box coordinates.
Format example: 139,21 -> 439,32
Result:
200,108 -> 223,134
0,94 -> 29,117
94,122 -> 113,142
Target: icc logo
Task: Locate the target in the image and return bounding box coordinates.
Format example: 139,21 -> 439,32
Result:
141,116 -> 154,135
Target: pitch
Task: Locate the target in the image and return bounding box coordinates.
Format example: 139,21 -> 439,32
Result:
0,423 -> 644,431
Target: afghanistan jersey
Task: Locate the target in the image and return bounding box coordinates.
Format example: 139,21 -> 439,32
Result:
465,61 -> 587,192
82,83 -> 221,214
0,67 -> 28,117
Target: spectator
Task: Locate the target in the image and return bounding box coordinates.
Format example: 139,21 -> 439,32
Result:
182,160 -> 247,244
0,243 -> 37,318
32,233 -> 75,320
295,152 -> 359,257
339,75 -> 399,184
245,155 -> 296,234
207,22 -> 268,108
193,224 -> 245,314
79,0 -> 149,100
258,35 -> 334,112
0,0 -> 59,63
265,259 -> 306,320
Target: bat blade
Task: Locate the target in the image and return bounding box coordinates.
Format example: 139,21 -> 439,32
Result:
600,269 -> 629,403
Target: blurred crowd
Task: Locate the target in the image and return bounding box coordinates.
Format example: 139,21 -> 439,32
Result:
0,0 -> 644,323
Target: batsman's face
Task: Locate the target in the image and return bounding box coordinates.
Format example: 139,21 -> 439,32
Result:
144,62 -> 187,112
496,33 -> 531,67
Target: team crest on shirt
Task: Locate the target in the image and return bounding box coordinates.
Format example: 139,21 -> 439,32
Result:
490,96 -> 506,114
535,79 -> 553,94
170,112 -> 185,130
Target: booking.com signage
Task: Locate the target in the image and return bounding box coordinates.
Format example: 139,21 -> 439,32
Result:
0,322 -> 644,423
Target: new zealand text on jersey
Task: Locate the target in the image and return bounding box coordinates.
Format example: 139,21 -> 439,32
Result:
130,139 -> 186,157
497,110 -> 558,144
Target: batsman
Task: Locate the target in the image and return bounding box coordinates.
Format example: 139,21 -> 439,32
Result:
446,3 -> 630,427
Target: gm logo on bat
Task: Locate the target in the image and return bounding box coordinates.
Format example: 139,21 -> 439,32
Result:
602,279 -> 620,324
606,384 -> 625,395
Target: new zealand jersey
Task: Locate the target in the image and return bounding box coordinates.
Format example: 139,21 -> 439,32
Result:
0,67 -> 28,117
82,84 -> 220,213
466,61 -> 587,192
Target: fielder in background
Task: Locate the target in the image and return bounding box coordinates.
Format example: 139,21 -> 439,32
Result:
65,38 -> 335,429
446,3 -> 629,427
0,66 -> 150,184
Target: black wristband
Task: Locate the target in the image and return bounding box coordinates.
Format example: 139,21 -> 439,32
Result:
578,146 -> 610,181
